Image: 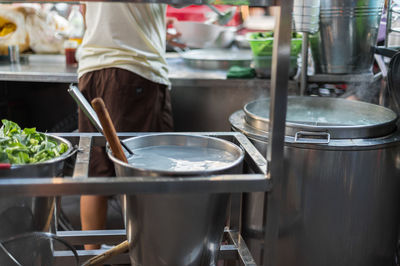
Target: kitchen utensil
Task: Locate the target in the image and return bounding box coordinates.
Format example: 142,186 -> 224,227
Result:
174,21 -> 224,48
81,240 -> 129,266
174,21 -> 240,49
179,48 -> 252,69
68,84 -> 133,156
77,93 -> 130,265
107,133 -> 244,266
230,97 -> 400,266
91,98 -> 128,163
206,5 -> 236,25
0,134 -> 74,266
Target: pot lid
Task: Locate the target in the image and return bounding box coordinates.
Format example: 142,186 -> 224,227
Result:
244,97 -> 398,139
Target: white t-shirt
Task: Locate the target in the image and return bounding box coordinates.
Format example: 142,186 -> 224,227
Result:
78,3 -> 170,86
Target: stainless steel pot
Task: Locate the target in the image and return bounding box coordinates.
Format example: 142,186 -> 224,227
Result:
310,0 -> 385,74
230,97 -> 400,266
0,134 -> 74,265
107,133 -> 244,266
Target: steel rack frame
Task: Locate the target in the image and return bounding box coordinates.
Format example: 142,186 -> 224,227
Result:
0,0 -> 294,265
53,229 -> 255,265
0,132 -> 268,265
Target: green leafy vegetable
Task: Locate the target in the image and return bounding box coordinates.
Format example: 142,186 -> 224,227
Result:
0,119 -> 68,165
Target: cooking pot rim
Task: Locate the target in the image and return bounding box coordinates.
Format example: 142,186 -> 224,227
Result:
243,96 -> 398,139
107,133 -> 245,176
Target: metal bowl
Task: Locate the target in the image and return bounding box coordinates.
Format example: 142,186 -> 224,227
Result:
0,134 -> 74,177
174,21 -> 224,49
180,48 -> 252,70
0,133 -> 74,265
175,21 -> 238,49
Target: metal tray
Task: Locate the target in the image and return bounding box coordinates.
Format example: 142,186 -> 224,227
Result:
180,48 -> 252,70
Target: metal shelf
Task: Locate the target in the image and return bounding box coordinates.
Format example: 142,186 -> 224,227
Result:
307,72 -> 376,84
0,132 -> 266,266
53,229 -> 256,266
0,0 -> 294,264
0,132 -> 269,197
2,0 -> 275,6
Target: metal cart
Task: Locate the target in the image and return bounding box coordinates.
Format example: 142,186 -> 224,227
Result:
0,0 -> 294,265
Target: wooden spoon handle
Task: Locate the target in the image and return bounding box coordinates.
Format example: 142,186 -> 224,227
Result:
81,240 -> 129,266
91,98 -> 128,163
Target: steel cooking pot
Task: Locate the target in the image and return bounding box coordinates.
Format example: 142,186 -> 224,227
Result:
107,133 -> 244,266
230,97 -> 400,266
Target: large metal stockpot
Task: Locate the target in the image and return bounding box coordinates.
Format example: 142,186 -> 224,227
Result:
0,134 -> 74,265
229,97 -> 400,266
107,133 -> 244,266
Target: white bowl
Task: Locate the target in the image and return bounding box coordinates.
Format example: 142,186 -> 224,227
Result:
174,21 -> 224,48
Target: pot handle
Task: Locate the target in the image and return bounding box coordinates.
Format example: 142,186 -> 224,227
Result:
294,131 -> 330,144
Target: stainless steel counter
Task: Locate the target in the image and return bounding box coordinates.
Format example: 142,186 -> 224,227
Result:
0,54 -> 298,132
0,55 -> 77,83
0,53 -> 288,89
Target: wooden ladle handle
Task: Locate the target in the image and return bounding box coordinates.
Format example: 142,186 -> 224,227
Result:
81,240 -> 129,266
91,98 -> 128,163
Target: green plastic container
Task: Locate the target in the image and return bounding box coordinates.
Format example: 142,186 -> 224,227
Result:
246,32 -> 302,57
253,55 -> 298,78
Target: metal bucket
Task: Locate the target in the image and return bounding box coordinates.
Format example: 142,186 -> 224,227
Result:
107,133 -> 244,266
310,0 -> 384,74
0,134 -> 74,266
230,97 -> 400,266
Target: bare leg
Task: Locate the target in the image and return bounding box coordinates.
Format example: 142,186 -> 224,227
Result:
80,195 -> 108,250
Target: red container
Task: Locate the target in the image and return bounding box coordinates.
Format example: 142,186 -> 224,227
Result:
167,5 -> 241,26
65,48 -> 77,65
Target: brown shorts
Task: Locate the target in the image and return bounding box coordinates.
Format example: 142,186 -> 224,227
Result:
78,68 -> 174,177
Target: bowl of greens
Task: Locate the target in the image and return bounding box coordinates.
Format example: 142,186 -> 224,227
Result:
0,119 -> 74,265
0,119 -> 74,177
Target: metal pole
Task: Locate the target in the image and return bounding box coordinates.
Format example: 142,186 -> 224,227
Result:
300,32 -> 309,95
263,0 -> 294,265
385,0 -> 393,48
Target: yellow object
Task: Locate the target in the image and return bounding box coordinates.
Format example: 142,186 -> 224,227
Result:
0,17 -> 16,37
69,37 -> 82,45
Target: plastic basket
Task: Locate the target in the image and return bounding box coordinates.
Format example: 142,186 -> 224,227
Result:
246,32 -> 302,57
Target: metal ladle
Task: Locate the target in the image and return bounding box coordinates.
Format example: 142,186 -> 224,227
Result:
68,84 -> 134,157
206,5 -> 236,25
